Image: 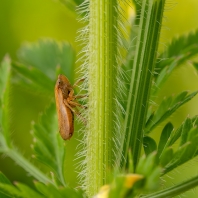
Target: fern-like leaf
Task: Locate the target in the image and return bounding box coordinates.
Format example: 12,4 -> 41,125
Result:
163,126 -> 198,174
144,116 -> 198,174
156,30 -> 198,72
0,172 -> 44,198
15,182 -> 44,198
145,91 -> 198,134
105,153 -> 161,198
17,39 -> 75,83
12,62 -> 54,96
31,104 -> 66,186
149,116 -> 198,174
34,182 -> 85,198
166,116 -> 198,147
0,171 -> 13,198
0,172 -> 85,198
153,30 -> 198,94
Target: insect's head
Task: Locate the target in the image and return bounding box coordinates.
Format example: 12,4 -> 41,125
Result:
56,74 -> 70,89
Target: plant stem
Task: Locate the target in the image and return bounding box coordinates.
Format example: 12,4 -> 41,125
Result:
142,175 -> 198,198
85,0 -> 118,196
4,147 -> 53,185
121,0 -> 165,170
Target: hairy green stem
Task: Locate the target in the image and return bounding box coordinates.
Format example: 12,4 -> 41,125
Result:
85,0 -> 118,196
121,0 -> 165,170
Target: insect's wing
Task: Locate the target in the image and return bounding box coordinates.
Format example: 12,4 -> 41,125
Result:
55,86 -> 74,140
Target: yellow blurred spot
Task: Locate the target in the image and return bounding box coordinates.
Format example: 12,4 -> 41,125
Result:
95,185 -> 110,198
124,174 -> 143,188
128,5 -> 136,24
119,0 -> 135,24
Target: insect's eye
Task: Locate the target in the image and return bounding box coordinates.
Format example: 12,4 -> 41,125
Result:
58,79 -> 62,86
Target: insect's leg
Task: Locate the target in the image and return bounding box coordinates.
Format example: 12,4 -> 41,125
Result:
68,89 -> 75,99
64,99 -> 86,124
73,78 -> 86,88
74,94 -> 88,99
64,100 -> 79,114
69,78 -> 87,99
68,93 -> 88,108
68,89 -> 86,100
67,98 -> 87,109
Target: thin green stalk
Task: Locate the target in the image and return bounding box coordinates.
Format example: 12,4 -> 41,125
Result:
142,175 -> 198,198
3,146 -> 54,185
0,58 -> 54,186
0,57 -> 12,147
121,0 -> 165,170
85,0 -> 119,196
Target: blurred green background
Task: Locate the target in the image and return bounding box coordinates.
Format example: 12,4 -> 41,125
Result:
0,0 -> 198,197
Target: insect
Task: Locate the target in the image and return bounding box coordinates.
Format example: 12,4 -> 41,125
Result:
55,74 -> 85,140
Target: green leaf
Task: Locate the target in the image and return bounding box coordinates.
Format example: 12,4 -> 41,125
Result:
4,149 -> 53,184
31,104 -> 66,186
163,142 -> 190,174
0,172 -> 12,198
0,56 -> 12,146
163,127 -> 198,174
153,30 -> 198,95
17,39 -> 75,83
0,172 -> 11,185
0,177 -> 84,198
156,116 -> 198,172
0,183 -> 23,198
156,29 -> 198,73
35,182 -> 85,198
15,182 -> 44,198
143,136 -> 157,156
0,173 -> 43,198
145,91 -> 198,134
59,187 -> 86,198
136,153 -> 161,192
136,153 -> 157,177
159,147 -> 173,167
157,123 -> 173,157
152,60 -> 178,95
34,182 -> 63,198
12,62 -> 54,96
167,115 -> 198,147
180,117 -> 192,146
